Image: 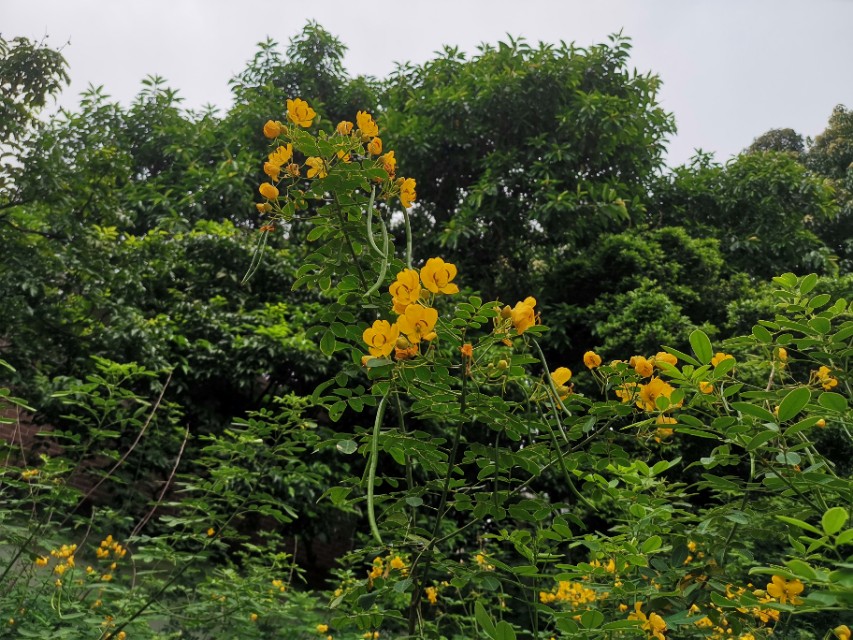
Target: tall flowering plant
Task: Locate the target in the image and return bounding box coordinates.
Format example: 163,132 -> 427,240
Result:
250,100 -> 852,640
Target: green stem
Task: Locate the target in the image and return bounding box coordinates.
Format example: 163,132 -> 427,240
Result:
367,391 -> 390,545
364,187 -> 383,256
401,205 -> 413,269
334,205 -> 367,290
363,213 -> 390,298
408,353 -> 469,635
721,453 -> 754,566
395,392 -> 416,525
532,338 -> 570,443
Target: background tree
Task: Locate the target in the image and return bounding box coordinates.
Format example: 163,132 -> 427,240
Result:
744,127 -> 805,156
382,34 -> 675,303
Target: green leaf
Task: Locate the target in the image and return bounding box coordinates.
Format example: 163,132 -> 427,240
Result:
580,610 -> 604,629
777,387 -> 810,422
752,324 -> 773,343
689,329 -> 713,364
777,515 -> 822,535
660,346 -> 700,367
822,507 -> 848,536
785,559 -> 817,581
746,430 -> 777,452
730,402 -> 777,423
320,329 -> 336,356
336,439 -> 358,455
799,273 -> 819,294
495,621 -> 517,640
818,392 -> 848,413
640,535 -> 662,553
785,416 -> 821,436
475,601 -> 497,638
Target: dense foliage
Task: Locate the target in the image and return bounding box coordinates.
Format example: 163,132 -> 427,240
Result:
1,25 -> 851,640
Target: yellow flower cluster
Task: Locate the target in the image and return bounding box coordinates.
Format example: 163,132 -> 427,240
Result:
813,365 -> 838,391
366,553 -> 409,585
475,553 -> 495,571
96,535 -> 127,560
45,543 -> 77,576
627,602 -> 667,640
363,260 -> 459,361
257,100 -> 415,219
20,468 -> 39,480
538,580 -> 600,608
616,377 -> 679,413
424,585 -> 438,605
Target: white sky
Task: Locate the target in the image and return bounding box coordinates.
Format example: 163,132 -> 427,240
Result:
4,0 -> 853,167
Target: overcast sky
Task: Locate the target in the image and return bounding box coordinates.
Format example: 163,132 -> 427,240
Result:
4,0 -> 852,167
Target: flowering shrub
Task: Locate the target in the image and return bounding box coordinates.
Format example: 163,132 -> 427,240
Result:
1,96 -> 850,640
247,100 -> 852,639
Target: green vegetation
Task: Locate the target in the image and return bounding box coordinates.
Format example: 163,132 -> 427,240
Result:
1,25 -> 851,640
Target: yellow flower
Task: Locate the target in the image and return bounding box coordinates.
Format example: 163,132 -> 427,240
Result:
397,305 -> 439,344
356,110 -> 379,138
420,258 -> 459,295
776,347 -> 788,362
766,575 -> 804,605
399,177 -> 417,208
259,183 -> 279,200
207,528 -> 215,537
460,343 -> 474,358
583,351 -> 602,369
817,418 -> 827,428
699,380 -> 714,394
511,297 -> 537,334
264,162 -> 281,180
475,553 -> 495,571
389,269 -> 422,313
615,382 -> 639,403
285,163 -> 301,178
363,320 -> 400,358
336,120 -> 353,135
250,613 -> 258,622
316,624 -> 329,633
637,377 -> 678,412
627,602 -> 666,640
389,556 -> 407,571
263,162 -> 280,180
268,144 -> 293,167
367,137 -> 382,155
306,157 -> 328,179
834,624 -> 851,640
711,352 -> 734,367
814,365 -> 838,390
263,120 -> 282,138
630,356 -> 654,378
425,586 -> 438,605
287,98 -> 316,127
654,351 -> 678,368
379,150 -> 396,176
35,556 -> 48,567
551,367 -> 572,400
